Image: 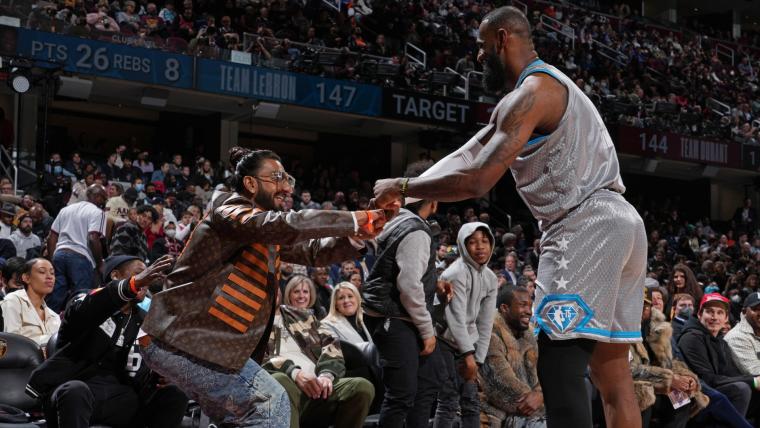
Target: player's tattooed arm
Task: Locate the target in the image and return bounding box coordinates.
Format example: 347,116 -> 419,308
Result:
402,86 -> 540,201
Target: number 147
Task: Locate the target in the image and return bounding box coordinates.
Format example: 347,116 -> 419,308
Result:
316,83 -> 356,108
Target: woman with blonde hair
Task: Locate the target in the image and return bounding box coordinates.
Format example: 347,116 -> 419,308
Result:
283,274 -> 326,319
321,282 -> 372,344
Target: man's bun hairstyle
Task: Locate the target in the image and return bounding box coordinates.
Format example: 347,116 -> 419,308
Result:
228,146 -> 281,191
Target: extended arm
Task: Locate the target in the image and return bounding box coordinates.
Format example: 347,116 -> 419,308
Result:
374,77 -> 563,205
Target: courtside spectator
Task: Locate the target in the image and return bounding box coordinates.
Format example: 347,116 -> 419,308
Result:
480,285 -> 545,428
9,214 -> 41,259
47,185 -> 107,312
436,222 -> 498,428
110,205 -> 157,262
266,302 -> 375,428
27,255 -> 186,428
633,298 -> 701,427
671,293 -> 696,346
320,282 -> 372,344
678,293 -> 760,421
725,292 -> 760,375
1,258 -> 60,347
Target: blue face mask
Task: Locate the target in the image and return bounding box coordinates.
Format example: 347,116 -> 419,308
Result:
135,183 -> 145,192
53,165 -> 62,175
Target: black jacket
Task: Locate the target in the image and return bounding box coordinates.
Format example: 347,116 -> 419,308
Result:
27,279 -> 148,399
677,315 -> 754,388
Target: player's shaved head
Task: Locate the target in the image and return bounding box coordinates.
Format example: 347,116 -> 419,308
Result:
481,6 -> 532,39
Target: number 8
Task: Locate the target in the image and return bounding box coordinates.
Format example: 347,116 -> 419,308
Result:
165,58 -> 180,82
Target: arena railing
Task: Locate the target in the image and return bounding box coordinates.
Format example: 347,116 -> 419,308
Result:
538,13 -> 575,50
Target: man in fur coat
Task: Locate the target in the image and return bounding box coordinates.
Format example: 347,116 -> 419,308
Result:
631,295 -> 708,427
480,285 -> 545,428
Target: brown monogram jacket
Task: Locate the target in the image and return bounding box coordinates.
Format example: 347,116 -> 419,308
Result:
142,192 -> 362,370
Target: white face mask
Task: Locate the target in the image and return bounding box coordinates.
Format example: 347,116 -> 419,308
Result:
165,229 -> 176,239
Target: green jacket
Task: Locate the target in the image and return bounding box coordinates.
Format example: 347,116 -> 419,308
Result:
264,305 -> 346,381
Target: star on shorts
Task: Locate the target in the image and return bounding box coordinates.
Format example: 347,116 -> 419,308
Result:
554,276 -> 569,290
557,237 -> 570,251
556,256 -> 570,270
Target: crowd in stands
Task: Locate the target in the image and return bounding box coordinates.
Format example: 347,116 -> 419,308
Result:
5,0 -> 760,144
0,138 -> 758,426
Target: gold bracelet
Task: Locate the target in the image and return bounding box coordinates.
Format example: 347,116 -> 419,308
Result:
400,178 -> 409,199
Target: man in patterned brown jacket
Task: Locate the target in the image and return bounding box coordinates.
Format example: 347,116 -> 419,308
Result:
480,285 -> 545,428
139,147 -> 386,427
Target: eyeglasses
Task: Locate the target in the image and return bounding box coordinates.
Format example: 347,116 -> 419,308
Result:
254,171 -> 296,187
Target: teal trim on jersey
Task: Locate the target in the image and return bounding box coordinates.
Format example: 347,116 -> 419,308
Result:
515,58 -> 545,87
517,67 -> 562,88
526,135 -> 548,146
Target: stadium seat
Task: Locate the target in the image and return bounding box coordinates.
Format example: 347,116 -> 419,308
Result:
0,333 -> 44,411
339,340 -> 383,417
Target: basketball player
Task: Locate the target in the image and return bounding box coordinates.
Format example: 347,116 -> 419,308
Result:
373,7 -> 646,428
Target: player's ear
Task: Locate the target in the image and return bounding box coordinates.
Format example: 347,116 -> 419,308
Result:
497,28 -> 508,52
243,175 -> 258,196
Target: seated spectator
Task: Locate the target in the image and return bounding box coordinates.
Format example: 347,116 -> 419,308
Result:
86,3 -> 119,33
480,285 -> 546,428
110,205 -> 157,262
106,183 -> 130,224
140,3 -> 165,36
0,203 -> 15,238
27,255 -> 187,428
265,302 -> 375,428
668,264 -> 703,307
678,293 -> 760,421
671,293 -> 695,343
0,258 -> 60,347
320,282 -> 372,344
149,220 -> 184,261
117,1 -> 143,32
158,0 -> 177,25
348,272 -> 362,290
118,158 -> 142,183
68,172 -> 96,206
309,267 -> 333,315
29,203 -> 53,243
331,259 -> 359,286
0,257 -> 26,299
500,251 -> 520,286
298,190 -> 321,210
726,292 -> 760,375
632,296 -> 705,428
151,162 -> 170,184
648,286 -> 667,317
284,274 -> 326,319
9,214 -> 41,259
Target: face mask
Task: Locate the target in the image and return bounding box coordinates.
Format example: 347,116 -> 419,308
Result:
677,307 -> 693,319
135,184 -> 145,192
165,229 -> 176,238
53,165 -> 62,175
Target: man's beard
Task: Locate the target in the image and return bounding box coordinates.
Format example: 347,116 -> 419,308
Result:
253,187 -> 285,211
20,227 -> 32,235
482,49 -> 507,94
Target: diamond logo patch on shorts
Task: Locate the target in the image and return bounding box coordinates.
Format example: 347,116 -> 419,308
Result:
547,304 -> 578,332
536,294 -> 594,335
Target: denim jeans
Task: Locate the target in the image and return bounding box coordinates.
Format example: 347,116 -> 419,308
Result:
48,250 -> 96,312
140,339 -> 290,427
433,342 -> 480,428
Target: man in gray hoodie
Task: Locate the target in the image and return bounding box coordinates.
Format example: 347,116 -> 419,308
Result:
362,162 -> 442,428
435,221 -> 498,428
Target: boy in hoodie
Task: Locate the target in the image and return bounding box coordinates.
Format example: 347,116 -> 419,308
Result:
434,222 -> 498,428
